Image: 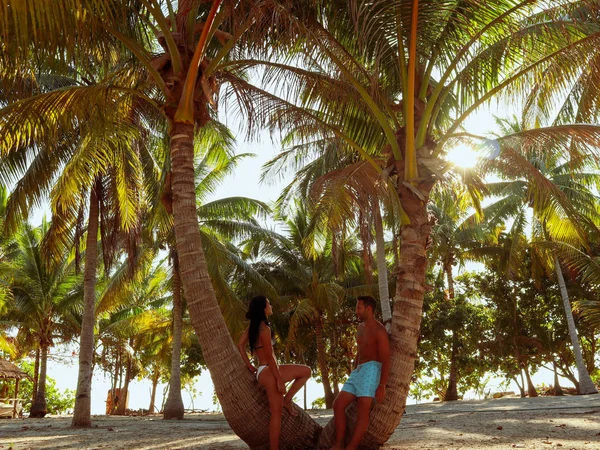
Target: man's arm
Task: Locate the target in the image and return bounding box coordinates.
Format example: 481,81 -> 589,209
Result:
375,328 -> 390,402
354,324 -> 363,369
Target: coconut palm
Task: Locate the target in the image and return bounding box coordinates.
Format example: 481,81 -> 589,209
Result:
254,203 -> 348,408
0,185 -> 15,348
427,183 -> 493,400
251,2 -> 600,444
4,1 -> 600,447
265,147 -> 400,327
479,116 -> 599,394
100,259 -> 171,415
0,222 -> 83,417
554,243 -> 600,328
153,124 -> 278,419
0,58 -> 160,425
0,2 -> 321,443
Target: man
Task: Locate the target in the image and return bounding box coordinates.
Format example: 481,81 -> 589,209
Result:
331,295 -> 390,450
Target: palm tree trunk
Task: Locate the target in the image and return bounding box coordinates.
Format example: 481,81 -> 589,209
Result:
116,357 -> 132,415
445,263 -> 455,298
512,375 -> 526,398
331,329 -> 340,397
443,264 -> 458,401
304,385 -> 307,411
359,210 -> 374,285
320,183 -> 435,448
392,226 -> 400,271
163,253 -> 185,419
72,183 -> 100,427
31,347 -> 40,406
315,313 -> 335,408
443,334 -> 459,401
554,257 -> 598,395
109,349 -> 119,415
149,366 -> 160,413
523,364 -> 538,398
373,201 -> 391,330
169,121 -> 321,448
552,360 -> 564,396
29,343 -> 48,418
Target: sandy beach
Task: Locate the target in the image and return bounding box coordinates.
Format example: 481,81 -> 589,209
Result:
1,395 -> 599,449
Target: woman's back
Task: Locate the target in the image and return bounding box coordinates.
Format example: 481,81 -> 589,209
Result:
253,323 -> 274,366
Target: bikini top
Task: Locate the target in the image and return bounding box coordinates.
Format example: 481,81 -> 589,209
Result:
253,337 -> 275,350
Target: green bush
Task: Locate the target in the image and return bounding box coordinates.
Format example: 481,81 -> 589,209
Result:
311,397 -> 326,409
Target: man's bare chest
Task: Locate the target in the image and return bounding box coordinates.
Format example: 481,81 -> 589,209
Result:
357,326 -> 377,349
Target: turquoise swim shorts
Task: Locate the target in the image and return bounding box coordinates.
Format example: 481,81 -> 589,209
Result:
341,361 -> 382,398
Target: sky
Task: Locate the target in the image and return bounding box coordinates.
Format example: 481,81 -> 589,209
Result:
34,100 -> 579,416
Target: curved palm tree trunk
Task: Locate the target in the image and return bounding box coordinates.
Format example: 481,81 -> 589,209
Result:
164,254 -> 185,419
554,257 -> 597,395
373,201 -> 391,330
320,183 -> 435,448
169,121 -> 321,448
72,183 -> 100,427
315,313 -> 335,408
29,343 -> 48,418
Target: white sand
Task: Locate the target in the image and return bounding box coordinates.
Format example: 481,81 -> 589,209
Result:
1,395 -> 599,449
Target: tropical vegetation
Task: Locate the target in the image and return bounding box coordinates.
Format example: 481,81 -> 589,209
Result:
1,1 -> 600,449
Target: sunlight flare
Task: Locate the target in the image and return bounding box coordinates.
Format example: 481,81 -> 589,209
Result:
444,144 -> 481,169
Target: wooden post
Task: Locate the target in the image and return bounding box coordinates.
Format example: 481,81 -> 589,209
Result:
13,378 -> 20,418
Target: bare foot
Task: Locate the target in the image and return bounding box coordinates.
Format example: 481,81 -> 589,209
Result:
283,399 -> 298,416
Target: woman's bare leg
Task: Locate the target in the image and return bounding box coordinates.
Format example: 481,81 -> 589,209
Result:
279,364 -> 311,416
259,371 -> 283,449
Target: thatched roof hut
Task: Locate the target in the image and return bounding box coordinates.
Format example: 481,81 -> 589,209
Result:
0,359 -> 28,380
0,359 -> 29,419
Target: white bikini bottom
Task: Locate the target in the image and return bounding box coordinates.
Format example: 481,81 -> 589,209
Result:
256,365 -> 269,381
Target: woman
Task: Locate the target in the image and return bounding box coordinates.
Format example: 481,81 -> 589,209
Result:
237,295 -> 311,450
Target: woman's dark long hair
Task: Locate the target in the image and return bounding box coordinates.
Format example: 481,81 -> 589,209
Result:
246,295 -> 269,352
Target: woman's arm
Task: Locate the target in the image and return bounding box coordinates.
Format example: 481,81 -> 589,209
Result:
237,327 -> 256,373
260,325 -> 285,394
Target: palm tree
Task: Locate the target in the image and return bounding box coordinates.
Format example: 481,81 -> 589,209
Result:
480,116 -> 599,395
1,222 -> 82,417
262,203 -> 348,408
155,124 -> 278,419
4,1 -> 600,447
254,3 -> 600,444
556,243 -> 600,329
266,150 -> 399,327
0,59 -> 159,425
427,184 -> 492,400
1,2 -> 321,443
101,259 -> 171,415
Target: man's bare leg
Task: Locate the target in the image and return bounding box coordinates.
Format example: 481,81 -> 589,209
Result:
344,397 -> 373,450
330,391 -> 355,450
